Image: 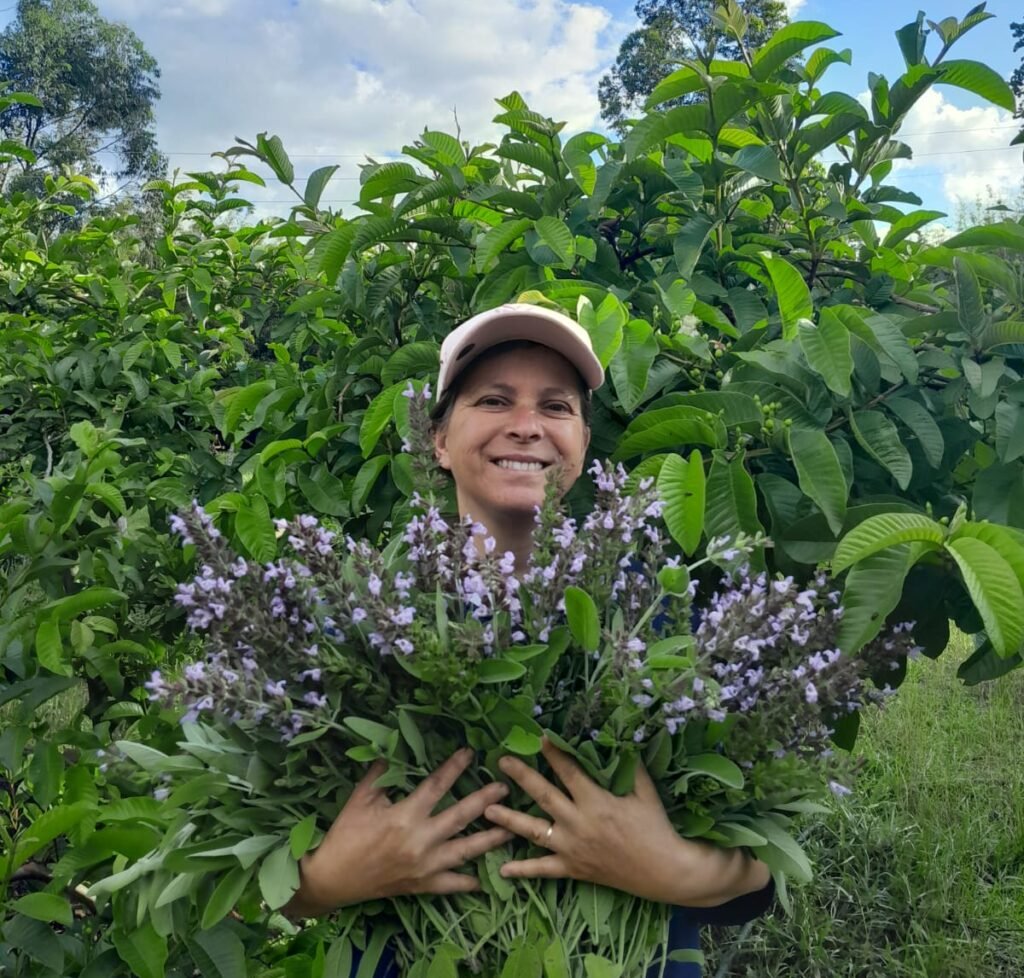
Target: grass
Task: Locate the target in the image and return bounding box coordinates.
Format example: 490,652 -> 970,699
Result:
705,634 -> 1024,977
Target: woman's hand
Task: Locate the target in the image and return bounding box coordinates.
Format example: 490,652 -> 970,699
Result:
286,748 -> 513,918
484,738 -> 771,908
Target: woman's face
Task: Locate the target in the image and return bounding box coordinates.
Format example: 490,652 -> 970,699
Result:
433,345 -> 591,529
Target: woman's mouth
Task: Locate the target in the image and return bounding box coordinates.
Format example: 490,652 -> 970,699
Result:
493,459 -> 549,472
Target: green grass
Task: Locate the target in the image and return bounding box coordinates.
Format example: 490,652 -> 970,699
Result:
705,636 -> 1024,978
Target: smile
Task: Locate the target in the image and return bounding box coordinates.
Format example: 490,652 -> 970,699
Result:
494,459 -> 549,472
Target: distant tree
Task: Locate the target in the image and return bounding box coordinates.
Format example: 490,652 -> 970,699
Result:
1012,17 -> 1024,121
0,0 -> 165,198
598,0 -> 789,133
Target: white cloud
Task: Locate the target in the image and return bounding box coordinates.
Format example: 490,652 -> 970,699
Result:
99,0 -> 619,212
783,0 -> 807,15
890,88 -> 1022,218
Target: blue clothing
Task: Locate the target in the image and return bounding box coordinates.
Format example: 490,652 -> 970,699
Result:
352,879 -> 775,977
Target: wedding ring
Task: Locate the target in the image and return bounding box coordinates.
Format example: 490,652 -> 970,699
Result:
544,824 -> 554,843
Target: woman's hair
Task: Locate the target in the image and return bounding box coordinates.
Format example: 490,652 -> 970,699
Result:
429,339 -> 593,434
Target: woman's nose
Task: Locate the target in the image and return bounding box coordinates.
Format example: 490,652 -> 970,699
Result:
505,403 -> 543,439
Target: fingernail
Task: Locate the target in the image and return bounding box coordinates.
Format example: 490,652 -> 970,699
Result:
496,783 -> 509,796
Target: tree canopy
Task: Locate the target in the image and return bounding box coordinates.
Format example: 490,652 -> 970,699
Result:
0,0 -> 164,199
598,0 -> 788,132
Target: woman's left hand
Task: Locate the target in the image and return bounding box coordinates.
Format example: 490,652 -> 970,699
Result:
485,738 -> 771,907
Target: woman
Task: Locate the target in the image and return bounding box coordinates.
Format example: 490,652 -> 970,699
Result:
286,304 -> 775,973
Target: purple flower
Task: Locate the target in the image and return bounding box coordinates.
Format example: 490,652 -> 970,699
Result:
264,679 -> 287,698
829,781 -> 852,797
805,682 -> 819,704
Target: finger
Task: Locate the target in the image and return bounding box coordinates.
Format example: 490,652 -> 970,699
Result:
540,737 -> 595,802
431,780 -> 509,840
484,804 -> 557,848
499,855 -> 570,880
352,759 -> 389,803
497,756 -> 573,821
408,748 -> 474,812
632,761 -> 660,802
419,871 -> 481,896
433,827 -> 514,872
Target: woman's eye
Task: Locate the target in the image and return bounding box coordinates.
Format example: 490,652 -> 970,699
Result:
546,402 -> 573,414
478,396 -> 505,407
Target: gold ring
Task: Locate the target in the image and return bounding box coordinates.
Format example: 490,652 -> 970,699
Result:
545,824 -> 554,842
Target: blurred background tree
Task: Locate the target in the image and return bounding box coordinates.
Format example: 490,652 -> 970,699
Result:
0,0 -> 165,204
598,0 -> 788,132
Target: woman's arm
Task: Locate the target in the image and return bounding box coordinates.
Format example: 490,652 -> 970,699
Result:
484,738 -> 773,911
285,748 -> 513,918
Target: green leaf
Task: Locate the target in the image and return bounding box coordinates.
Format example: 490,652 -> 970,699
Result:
35,616 -> 70,676
937,59 -> 1015,111
343,717 -> 396,747
500,942 -> 543,978
577,294 -> 627,369
799,311 -> 852,397
884,397 -> 945,469
761,254 -> 812,340
944,222 -> 1024,251
955,256 -> 986,341
202,864 -> 254,929
304,165 -> 340,209
849,410 -> 913,489
565,586 -> 601,652
787,428 -> 847,536
222,380 -> 275,438
881,209 -> 945,247
752,21 -> 841,80
114,923 -> 168,978
732,145 -> 783,184
502,725 -> 543,755
11,892 -> 73,925
705,450 -> 763,564
562,132 -> 606,194
957,640 -> 1022,686
188,924 -> 247,978
4,915 -> 64,972
534,216 -> 575,266
351,456 -> 389,513
476,219 -> 531,271
609,319 -> 658,414
833,512 -> 945,573
398,710 -> 427,767
946,534 -> 1024,656
477,658 -> 528,683
257,132 -> 295,184
657,451 -> 705,555
612,407 -> 723,460
982,321 -> 1024,352
686,753 -> 744,789
11,802 -> 92,870
43,586 -> 125,622
85,481 -> 127,516
583,955 -> 622,978
235,495 -> 276,562
258,844 -> 300,910
360,381 -> 407,457
838,544 -> 917,653
315,224 -> 357,284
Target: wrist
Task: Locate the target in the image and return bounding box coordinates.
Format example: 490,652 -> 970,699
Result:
283,853 -> 334,919
668,838 -> 771,908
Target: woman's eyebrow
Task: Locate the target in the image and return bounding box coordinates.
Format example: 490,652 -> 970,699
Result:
469,382 -> 577,399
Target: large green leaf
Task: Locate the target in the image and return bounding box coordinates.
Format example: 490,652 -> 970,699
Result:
476,219 -> 531,272
943,222 -> 1024,251
704,450 -> 763,566
256,132 -> 294,184
113,923 -> 168,978
945,536 -> 1024,657
838,544 -> 917,653
957,640 -> 1022,686
884,397 -> 945,469
657,451 -> 705,555
849,410 -> 913,489
258,844 -> 300,910
235,495 -> 275,562
760,254 -> 812,340
534,216 -> 575,266
751,22 -> 841,80
564,586 -> 600,653
612,407 -> 723,460
562,132 -> 606,194
187,925 -> 247,978
937,59 -> 1015,111
833,512 -> 945,573
787,427 -> 847,536
360,381 -> 407,458
954,256 -> 986,341
304,165 -> 340,210
577,294 -> 627,369
798,310 -> 852,397
609,319 -> 658,414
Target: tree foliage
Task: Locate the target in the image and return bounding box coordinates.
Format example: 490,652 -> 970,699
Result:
598,0 -> 789,132
2,2 -> 1024,974
0,0 -> 164,199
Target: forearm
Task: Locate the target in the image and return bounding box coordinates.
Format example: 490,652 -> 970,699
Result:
668,839 -> 772,908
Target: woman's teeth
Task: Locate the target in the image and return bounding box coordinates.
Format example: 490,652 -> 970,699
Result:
495,459 -> 545,472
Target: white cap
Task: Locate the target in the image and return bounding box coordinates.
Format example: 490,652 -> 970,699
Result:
436,303 -> 604,402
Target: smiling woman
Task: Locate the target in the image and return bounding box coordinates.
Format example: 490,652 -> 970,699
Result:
285,304 -> 775,977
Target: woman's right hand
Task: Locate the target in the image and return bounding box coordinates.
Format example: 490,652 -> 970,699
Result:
285,748 -> 513,918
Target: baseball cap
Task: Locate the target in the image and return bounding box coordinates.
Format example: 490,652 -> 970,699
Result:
436,303 -> 605,403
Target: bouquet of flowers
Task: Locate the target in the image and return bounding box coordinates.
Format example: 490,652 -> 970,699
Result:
91,387 -> 918,977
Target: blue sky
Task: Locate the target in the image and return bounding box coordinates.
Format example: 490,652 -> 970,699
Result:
4,0 -> 1023,222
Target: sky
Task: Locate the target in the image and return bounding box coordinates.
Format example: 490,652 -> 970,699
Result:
4,0 -> 1024,224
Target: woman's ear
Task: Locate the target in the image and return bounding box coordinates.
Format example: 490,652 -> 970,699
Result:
433,427 -> 452,471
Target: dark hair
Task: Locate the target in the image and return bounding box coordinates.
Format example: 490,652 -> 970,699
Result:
429,339 -> 593,434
